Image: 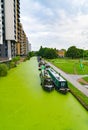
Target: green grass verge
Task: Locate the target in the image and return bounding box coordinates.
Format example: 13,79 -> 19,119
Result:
47,58 -> 88,109
68,82 -> 88,110
78,77 -> 88,85
48,58 -> 88,74
82,77 -> 88,82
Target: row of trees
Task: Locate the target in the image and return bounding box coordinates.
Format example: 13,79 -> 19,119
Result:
66,46 -> 88,59
38,46 -> 58,59
37,46 -> 88,59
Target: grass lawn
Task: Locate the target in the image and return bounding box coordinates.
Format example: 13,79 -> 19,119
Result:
82,77 -> 88,82
78,77 -> 88,85
48,58 -> 88,74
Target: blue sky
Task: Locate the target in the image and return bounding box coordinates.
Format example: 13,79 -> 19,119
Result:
21,0 -> 88,51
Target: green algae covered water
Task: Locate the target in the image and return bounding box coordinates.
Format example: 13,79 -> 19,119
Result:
0,57 -> 88,130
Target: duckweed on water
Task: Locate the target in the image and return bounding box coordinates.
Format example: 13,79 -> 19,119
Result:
0,57 -> 88,130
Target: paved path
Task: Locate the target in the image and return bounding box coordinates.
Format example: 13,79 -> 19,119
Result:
47,62 -> 88,97
68,74 -> 88,81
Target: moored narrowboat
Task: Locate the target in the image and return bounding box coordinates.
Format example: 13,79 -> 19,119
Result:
40,70 -> 54,92
47,68 -> 69,94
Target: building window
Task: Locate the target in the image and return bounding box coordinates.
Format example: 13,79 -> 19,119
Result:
1,0 -> 4,2
1,4 -> 3,8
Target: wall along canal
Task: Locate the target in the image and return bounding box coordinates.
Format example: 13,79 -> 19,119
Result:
0,57 -> 88,130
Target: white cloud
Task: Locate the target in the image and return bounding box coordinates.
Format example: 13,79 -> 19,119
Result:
20,0 -> 88,51
68,0 -> 86,6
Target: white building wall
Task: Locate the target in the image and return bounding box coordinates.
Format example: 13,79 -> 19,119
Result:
4,0 -> 15,40
28,43 -> 31,52
7,41 -> 12,59
0,0 -> 3,44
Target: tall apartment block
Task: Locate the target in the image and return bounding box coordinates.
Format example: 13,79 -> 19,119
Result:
16,23 -> 31,56
0,0 -> 20,59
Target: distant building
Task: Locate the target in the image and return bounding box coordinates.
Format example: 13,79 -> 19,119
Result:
58,50 -> 65,57
28,43 -> 31,52
26,38 -> 31,53
16,23 -> 30,56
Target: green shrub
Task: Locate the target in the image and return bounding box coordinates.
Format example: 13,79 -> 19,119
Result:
0,64 -> 8,76
12,56 -> 20,66
9,61 -> 16,68
23,57 -> 28,62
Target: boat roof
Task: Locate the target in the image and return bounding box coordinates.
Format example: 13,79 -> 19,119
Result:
48,68 -> 66,82
41,70 -> 51,78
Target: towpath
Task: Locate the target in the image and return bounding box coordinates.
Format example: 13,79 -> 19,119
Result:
47,62 -> 88,97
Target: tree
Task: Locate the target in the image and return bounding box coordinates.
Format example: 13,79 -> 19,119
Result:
38,46 -> 44,57
66,46 -> 80,59
84,50 -> 88,57
28,51 -> 35,59
38,46 -> 58,59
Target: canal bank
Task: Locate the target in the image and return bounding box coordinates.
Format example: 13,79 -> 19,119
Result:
46,61 -> 88,110
47,61 -> 88,97
0,57 -> 88,130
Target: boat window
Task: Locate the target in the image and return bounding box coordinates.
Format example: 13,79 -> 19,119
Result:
61,82 -> 65,87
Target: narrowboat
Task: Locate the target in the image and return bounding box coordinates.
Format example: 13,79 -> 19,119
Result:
40,70 -> 54,92
47,68 -> 69,94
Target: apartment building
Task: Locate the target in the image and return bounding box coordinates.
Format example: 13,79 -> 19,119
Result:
16,23 -> 30,56
26,38 -> 31,53
0,0 -> 20,59
0,0 -> 7,57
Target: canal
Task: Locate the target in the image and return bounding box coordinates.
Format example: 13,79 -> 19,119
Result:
0,57 -> 88,130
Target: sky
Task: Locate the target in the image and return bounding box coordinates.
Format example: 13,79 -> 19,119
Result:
20,0 -> 88,51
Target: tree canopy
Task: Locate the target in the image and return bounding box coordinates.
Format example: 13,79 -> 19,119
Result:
38,45 -> 88,59
66,46 -> 84,59
38,46 -> 58,59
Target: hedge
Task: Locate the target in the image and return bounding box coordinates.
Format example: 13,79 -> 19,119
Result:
0,64 -> 8,77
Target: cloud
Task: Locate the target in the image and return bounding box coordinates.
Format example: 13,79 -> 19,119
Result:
20,0 -> 88,51
69,0 -> 86,6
